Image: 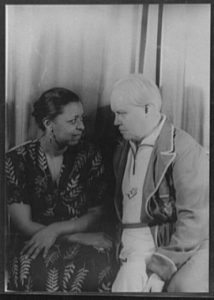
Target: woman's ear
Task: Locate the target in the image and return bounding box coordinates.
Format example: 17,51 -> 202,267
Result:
42,118 -> 52,131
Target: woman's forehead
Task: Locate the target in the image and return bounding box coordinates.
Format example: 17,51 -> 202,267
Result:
60,102 -> 84,117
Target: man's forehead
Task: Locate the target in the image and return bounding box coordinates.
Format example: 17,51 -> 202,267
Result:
111,75 -> 162,110
111,83 -> 147,108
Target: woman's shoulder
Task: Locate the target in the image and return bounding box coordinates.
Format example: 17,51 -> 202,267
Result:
6,139 -> 39,157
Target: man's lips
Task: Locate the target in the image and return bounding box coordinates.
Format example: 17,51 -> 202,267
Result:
119,128 -> 126,133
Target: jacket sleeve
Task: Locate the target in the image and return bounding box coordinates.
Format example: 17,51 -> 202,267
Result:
147,141 -> 209,281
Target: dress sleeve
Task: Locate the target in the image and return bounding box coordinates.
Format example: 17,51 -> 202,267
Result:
86,147 -> 108,208
147,143 -> 209,281
5,149 -> 29,205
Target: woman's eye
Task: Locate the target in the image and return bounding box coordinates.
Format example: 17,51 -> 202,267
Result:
69,116 -> 85,125
69,119 -> 77,125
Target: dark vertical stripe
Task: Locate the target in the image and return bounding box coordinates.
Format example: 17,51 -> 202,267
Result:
130,6 -> 140,73
156,3 -> 163,87
138,4 -> 149,73
0,0 -> 5,293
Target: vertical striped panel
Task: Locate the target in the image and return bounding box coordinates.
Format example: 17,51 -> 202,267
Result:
156,3 -> 163,87
138,4 -> 149,73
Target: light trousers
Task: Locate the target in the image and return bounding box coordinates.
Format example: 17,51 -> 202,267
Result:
112,227 -> 155,292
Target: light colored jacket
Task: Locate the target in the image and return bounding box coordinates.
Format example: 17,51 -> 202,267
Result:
113,119 -> 209,281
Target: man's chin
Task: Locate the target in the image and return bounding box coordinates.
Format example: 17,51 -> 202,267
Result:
120,132 -> 131,141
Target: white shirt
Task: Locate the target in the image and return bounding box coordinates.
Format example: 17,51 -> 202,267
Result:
113,115 -> 166,292
122,114 -> 166,223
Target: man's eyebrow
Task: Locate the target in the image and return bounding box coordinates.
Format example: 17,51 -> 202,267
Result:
116,110 -> 127,114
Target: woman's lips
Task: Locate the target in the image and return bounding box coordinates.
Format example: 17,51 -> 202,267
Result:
72,134 -> 82,139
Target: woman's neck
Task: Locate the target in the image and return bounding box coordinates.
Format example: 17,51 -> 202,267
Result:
40,134 -> 67,157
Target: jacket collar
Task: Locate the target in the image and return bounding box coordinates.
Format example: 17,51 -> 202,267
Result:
156,118 -> 175,154
114,118 -> 176,222
114,140 -> 129,221
143,119 -> 176,220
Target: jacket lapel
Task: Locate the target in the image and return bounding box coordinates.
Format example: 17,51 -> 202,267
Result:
143,120 -> 176,221
114,140 -> 129,221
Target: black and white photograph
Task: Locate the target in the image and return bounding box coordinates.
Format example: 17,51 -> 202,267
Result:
2,2 -> 212,296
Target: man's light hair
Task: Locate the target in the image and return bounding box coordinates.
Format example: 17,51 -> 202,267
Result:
111,73 -> 162,111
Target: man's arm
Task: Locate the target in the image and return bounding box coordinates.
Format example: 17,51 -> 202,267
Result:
147,142 -> 209,282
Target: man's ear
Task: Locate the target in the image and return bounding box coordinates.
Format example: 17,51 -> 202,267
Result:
145,103 -> 156,115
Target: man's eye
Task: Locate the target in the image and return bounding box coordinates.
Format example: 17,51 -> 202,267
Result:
117,112 -> 126,116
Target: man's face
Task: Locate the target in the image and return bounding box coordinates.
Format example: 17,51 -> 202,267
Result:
52,102 -> 85,147
111,92 -> 149,142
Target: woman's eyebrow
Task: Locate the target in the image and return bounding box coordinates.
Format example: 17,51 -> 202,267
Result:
67,113 -> 85,121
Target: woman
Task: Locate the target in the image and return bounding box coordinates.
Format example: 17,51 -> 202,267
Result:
5,87 -> 117,292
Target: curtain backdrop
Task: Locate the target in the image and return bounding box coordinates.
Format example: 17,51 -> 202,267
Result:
160,4 -> 210,149
6,4 -> 210,151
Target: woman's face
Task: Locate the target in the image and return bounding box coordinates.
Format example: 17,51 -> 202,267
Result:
51,102 -> 85,147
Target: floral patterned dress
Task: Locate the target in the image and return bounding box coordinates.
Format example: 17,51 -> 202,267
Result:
5,140 -> 117,292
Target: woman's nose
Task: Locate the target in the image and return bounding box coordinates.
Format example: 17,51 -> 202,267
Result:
76,119 -> 85,131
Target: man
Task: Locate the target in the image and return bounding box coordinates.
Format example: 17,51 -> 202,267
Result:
110,74 -> 209,292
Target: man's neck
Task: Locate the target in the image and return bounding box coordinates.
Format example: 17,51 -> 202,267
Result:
136,114 -> 163,146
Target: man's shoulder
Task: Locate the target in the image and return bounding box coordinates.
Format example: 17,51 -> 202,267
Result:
174,127 -> 196,145
168,127 -> 208,166
173,127 -> 205,154
158,119 -> 207,156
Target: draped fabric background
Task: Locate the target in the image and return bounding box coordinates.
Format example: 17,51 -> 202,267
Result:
6,4 -> 210,151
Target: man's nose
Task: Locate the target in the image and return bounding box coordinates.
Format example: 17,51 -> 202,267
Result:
114,114 -> 120,126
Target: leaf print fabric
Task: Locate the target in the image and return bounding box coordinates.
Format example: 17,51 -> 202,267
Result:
7,242 -> 118,292
5,140 -> 107,223
6,140 -> 118,292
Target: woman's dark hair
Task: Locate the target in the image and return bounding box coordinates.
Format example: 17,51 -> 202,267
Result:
32,87 -> 81,130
